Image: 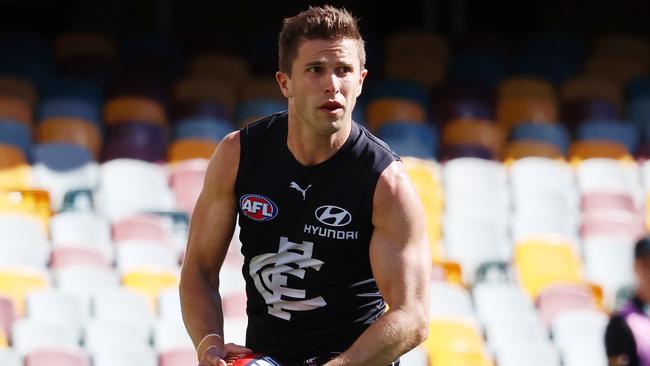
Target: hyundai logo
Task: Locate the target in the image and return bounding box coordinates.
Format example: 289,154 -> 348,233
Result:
315,205 -> 352,227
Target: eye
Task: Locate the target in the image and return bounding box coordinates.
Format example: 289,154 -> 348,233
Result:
307,66 -> 321,73
336,66 -> 353,75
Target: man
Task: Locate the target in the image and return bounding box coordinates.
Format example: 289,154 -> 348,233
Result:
605,237 -> 650,366
180,5 -> 431,366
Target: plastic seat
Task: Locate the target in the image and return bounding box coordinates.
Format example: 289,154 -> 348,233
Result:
583,235 -> 635,308
0,144 -> 31,189
0,76 -> 38,107
36,118 -> 102,159
95,159 -> 175,220
158,288 -> 183,322
473,283 -> 542,330
54,266 -> 120,314
50,245 -> 110,270
442,118 -> 504,158
429,282 -> 476,322
562,99 -> 620,132
496,95 -> 558,132
116,243 -> 179,274
447,53 -> 509,89
122,268 -> 179,312
235,99 -> 287,126
422,318 -> 491,366
580,209 -> 645,242
0,120 -> 30,157
50,211 -> 113,261
85,319 -> 152,355
112,213 -> 171,242
93,288 -> 153,340
103,122 -> 168,162
441,144 -> 495,161
569,140 -> 632,162
504,141 -> 564,161
12,318 -> 79,356
31,143 -> 99,210
103,96 -> 167,127
0,96 -> 33,126
154,319 -> 193,352
170,159 -> 208,215
577,158 -> 643,205
159,348 -> 197,366
39,97 -> 101,125
24,347 -> 90,366
383,32 -> 448,89
514,239 -> 583,298
44,78 -> 103,108
536,283 -> 598,327
0,214 -> 50,268
560,76 -> 622,107
585,55 -> 648,87
497,76 -> 556,101
0,349 -> 21,366
240,77 -> 285,101
376,122 -> 437,159
577,119 -> 638,153
167,138 -> 218,162
173,78 -> 237,119
172,116 -> 234,141
54,32 -> 116,63
366,99 -> 427,131
27,289 -> 87,340
0,295 -> 14,343
0,190 -> 50,231
367,79 -> 431,113
551,309 -> 608,359
509,122 -> 570,153
189,53 -> 250,86
91,348 -> 157,366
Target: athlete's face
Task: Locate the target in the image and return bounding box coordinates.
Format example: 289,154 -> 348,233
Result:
276,37 -> 367,136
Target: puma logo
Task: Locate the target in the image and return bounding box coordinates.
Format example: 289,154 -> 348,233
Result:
290,181 -> 311,200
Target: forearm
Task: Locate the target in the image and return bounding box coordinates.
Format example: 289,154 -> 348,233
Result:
324,308 -> 428,366
179,268 -> 226,349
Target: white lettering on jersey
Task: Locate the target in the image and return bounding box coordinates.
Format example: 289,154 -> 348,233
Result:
304,224 -> 358,240
249,236 -> 327,320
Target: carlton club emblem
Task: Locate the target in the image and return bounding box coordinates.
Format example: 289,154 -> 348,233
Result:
240,194 -> 278,222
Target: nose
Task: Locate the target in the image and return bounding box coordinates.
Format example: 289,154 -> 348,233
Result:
324,72 -> 340,95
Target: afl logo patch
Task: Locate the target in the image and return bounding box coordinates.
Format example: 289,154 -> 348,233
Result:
315,205 -> 352,227
240,194 -> 278,222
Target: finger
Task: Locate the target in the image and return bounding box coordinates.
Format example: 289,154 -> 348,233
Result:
224,343 -> 253,354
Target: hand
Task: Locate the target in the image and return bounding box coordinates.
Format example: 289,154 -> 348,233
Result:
198,343 -> 253,366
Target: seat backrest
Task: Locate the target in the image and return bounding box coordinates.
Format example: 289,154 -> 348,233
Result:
103,96 -> 167,126
36,118 -> 102,159
366,98 -> 427,131
167,138 -> 218,162
24,347 -> 90,366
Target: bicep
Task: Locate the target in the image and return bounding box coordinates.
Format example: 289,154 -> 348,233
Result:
183,132 -> 241,279
369,162 -> 431,310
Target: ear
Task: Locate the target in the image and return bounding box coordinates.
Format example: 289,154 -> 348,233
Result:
356,68 -> 368,97
276,71 -> 292,98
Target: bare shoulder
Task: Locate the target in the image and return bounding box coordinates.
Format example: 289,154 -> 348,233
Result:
203,130 -> 241,196
372,160 -> 424,228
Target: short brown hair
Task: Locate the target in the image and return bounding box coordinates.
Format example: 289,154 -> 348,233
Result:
278,5 -> 366,75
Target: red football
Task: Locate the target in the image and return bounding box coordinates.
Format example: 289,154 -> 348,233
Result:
225,353 -> 281,366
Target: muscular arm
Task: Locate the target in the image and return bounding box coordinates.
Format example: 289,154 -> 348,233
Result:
325,161 -> 432,365
179,131 -> 241,357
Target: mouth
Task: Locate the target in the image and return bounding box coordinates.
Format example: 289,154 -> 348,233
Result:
318,100 -> 344,113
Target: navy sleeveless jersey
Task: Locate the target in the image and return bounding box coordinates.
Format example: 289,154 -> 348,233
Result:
234,112 -> 400,363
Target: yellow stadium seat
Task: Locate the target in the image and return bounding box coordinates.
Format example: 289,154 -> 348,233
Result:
0,190 -> 51,232
104,96 -> 168,127
423,318 -> 492,366
123,268 -> 180,313
0,144 -> 30,190
569,140 -> 632,164
442,118 -> 506,159
0,267 -> 49,317
497,76 -> 556,101
433,260 -> 463,286
366,99 -> 427,132
514,239 -> 583,298
168,138 -> 218,163
496,95 -> 558,133
0,328 -> 6,348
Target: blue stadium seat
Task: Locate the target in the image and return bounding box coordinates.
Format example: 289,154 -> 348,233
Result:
235,99 -> 287,125
32,143 -> 94,172
577,119 -> 639,152
0,120 -> 31,158
366,79 -> 431,115
376,122 -> 437,159
510,122 -> 570,153
172,117 -> 234,141
39,98 -> 101,126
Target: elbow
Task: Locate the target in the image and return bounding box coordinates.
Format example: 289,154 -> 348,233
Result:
414,316 -> 429,345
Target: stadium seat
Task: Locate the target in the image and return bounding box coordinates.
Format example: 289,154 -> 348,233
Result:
376,122 -> 437,159
235,99 -> 287,126
91,348 -> 157,366
366,98 -> 427,131
442,118 -> 505,158
0,96 -> 33,126
102,122 -> 168,162
54,32 -> 116,63
560,76 -> 622,107
441,144 -> 495,161
514,239 -> 583,298
85,319 -> 153,354
562,99 -> 621,133
0,214 -> 50,268
434,98 -> 493,127
473,282 -> 542,332
583,235 -> 635,309
154,319 -> 193,352
92,288 -> 153,341
189,53 -> 250,86
122,268 -> 180,312
595,34 -> 650,61
576,158 -> 643,206
551,309 -> 608,363
158,288 -> 182,322
497,76 -> 556,101
504,141 -> 564,161
580,209 -> 645,242
172,116 -> 233,141
447,53 -> 509,89
54,266 -> 120,314
173,78 -> 236,119
103,96 -> 167,126
27,289 -> 86,340
429,282 -> 476,322
0,120 -> 30,157
170,159 -> 208,215
43,78 -> 103,108
496,95 -> 558,132
39,97 -> 101,126
50,245 -> 110,270
0,349 -> 20,366
569,140 -> 632,162
240,77 -> 285,101
50,211 -> 113,261
36,118 -> 102,159
159,348 -> 197,366
0,144 -> 31,189
536,283 -> 598,327
585,54 -> 648,87
0,190 -> 50,231
12,318 -> 79,356
383,31 -> 448,89
576,119 -> 638,152
95,159 -> 175,220
0,295 -> 14,343
112,214 -> 171,242
367,79 -> 431,113
24,347 -> 90,366
31,143 -> 99,210
422,318 -> 492,366
0,76 -> 37,107
168,138 -> 218,162
509,122 -> 570,153
116,242 -> 179,274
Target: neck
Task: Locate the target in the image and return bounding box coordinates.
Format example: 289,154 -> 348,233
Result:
286,116 -> 351,166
